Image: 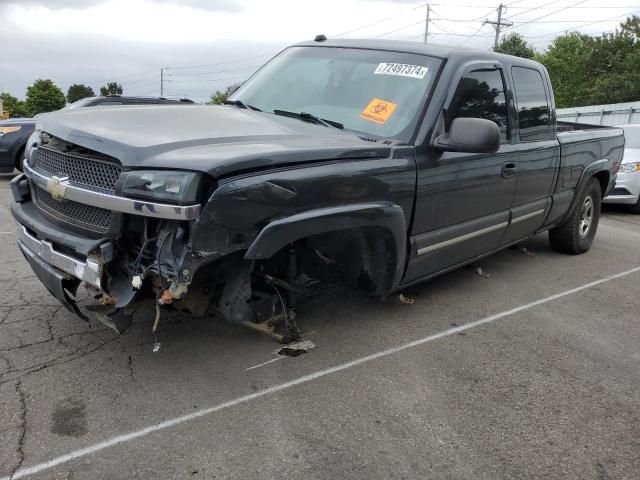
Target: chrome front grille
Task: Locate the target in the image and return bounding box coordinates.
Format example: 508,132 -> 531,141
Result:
34,185 -> 112,233
34,147 -> 122,193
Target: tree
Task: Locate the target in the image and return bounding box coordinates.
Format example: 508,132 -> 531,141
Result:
536,28 -> 640,108
535,33 -> 593,108
100,82 -> 123,96
25,79 -> 66,116
67,84 -> 95,103
620,15 -> 640,37
0,93 -> 30,118
494,33 -> 536,59
208,83 -> 242,105
208,90 -> 229,105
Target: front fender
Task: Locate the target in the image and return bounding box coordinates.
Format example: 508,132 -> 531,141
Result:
244,202 -> 407,291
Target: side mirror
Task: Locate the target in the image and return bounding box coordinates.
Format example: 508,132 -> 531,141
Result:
434,117 -> 501,154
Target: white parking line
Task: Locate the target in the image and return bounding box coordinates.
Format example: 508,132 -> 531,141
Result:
0,231 -> 15,235
244,356 -> 285,371
4,265 -> 640,480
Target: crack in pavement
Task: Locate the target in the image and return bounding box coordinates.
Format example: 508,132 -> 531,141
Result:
0,326 -> 110,355
118,338 -> 137,383
0,334 -> 119,386
9,380 -> 26,480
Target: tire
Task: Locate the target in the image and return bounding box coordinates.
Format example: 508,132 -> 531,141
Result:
549,178 -> 601,255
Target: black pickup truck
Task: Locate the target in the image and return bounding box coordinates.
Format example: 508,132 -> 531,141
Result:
10,39 -> 624,341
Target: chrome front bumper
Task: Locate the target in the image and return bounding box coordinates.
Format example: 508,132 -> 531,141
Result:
16,226 -> 104,289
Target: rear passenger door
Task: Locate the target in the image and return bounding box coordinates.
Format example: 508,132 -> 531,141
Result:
404,64 -> 518,283
501,66 -> 560,245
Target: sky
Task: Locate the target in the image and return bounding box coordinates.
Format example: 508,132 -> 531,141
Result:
0,0 -> 638,103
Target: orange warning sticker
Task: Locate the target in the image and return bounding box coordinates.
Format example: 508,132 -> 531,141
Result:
360,98 -> 397,125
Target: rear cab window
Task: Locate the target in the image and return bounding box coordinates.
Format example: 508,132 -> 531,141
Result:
511,66 -> 552,142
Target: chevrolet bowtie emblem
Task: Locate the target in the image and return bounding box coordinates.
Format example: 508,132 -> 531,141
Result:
46,176 -> 69,201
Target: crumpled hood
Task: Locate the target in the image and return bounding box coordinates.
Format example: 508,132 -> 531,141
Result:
37,105 -> 391,178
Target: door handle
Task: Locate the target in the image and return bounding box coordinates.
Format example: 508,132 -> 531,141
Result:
502,161 -> 517,178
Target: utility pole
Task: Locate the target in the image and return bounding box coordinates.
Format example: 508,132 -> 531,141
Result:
424,4 -> 430,44
483,4 -> 513,50
160,68 -> 164,97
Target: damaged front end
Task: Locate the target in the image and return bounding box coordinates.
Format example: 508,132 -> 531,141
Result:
10,133 -> 302,342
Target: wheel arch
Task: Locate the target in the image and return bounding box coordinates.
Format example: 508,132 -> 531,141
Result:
244,202 -> 407,295
14,144 -> 26,172
561,159 -> 611,225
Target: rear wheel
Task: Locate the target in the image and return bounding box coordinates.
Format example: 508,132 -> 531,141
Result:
549,178 -> 601,254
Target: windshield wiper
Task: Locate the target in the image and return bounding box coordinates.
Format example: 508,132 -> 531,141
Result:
273,109 -> 343,130
224,100 -> 261,111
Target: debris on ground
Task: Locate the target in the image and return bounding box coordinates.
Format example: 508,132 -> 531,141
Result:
519,246 -> 534,256
510,244 -> 534,256
398,293 -> 415,304
472,266 -> 490,278
278,340 -> 316,357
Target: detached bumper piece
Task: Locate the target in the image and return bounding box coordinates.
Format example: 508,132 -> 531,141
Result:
18,233 -> 89,321
16,226 -> 104,289
12,197 -> 115,324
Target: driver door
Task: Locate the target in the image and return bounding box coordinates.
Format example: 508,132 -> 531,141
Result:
403,64 -> 518,283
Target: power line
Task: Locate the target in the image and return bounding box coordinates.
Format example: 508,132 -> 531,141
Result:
373,20 -> 424,38
165,53 -> 276,71
502,0 -> 589,33
121,74 -> 159,86
166,75 -> 249,84
430,20 -> 493,38
333,1 -> 430,37
430,5 -> 502,23
530,8 -> 640,38
459,23 -> 490,46
504,0 -> 557,21
164,65 -> 262,77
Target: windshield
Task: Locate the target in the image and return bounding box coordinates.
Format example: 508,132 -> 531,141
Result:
621,125 -> 640,148
230,46 -> 441,142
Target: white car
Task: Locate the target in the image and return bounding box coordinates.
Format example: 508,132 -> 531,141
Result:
604,124 -> 640,212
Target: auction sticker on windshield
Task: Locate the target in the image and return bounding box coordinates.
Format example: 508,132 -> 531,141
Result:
360,98 -> 397,125
374,63 -> 428,79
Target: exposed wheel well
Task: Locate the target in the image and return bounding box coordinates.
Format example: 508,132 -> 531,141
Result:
593,171 -> 609,198
267,226 -> 398,298
14,145 -> 26,171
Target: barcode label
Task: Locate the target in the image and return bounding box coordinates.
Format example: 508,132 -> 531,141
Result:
374,63 -> 428,79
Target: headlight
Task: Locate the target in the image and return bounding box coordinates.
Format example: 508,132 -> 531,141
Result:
0,126 -> 21,137
121,170 -> 202,204
620,162 -> 640,173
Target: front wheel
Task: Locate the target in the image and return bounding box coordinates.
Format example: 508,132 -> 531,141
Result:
549,178 -> 601,254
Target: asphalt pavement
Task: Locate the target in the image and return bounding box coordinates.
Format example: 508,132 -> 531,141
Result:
0,173 -> 638,480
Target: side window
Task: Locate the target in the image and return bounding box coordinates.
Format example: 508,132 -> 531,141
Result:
447,69 -> 509,141
512,67 -> 551,142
